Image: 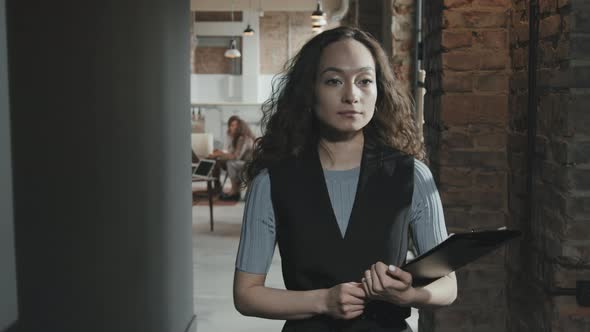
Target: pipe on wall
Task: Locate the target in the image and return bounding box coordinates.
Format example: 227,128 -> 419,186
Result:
412,0 -> 423,100
526,0 -> 539,229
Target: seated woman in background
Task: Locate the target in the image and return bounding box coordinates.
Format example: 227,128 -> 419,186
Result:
209,115 -> 255,201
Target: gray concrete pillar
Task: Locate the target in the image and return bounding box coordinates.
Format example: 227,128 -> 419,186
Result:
0,0 -> 18,330
6,0 -> 195,331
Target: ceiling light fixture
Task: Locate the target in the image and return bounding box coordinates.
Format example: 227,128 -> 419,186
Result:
311,0 -> 325,19
243,0 -> 255,36
243,24 -> 255,36
224,39 -> 241,58
225,1 -> 242,58
311,0 -> 327,32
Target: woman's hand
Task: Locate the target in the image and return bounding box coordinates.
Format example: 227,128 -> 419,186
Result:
320,282 -> 366,320
361,262 -> 420,307
208,150 -> 228,160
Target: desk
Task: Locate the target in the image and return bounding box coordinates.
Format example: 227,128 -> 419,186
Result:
192,176 -> 217,231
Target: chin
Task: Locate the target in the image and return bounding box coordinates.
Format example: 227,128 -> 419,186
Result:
328,124 -> 367,136
336,121 -> 369,133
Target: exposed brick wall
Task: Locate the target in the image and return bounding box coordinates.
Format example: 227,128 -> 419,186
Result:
421,0 -> 512,330
391,0 -> 415,84
193,47 -> 234,74
260,12 -> 289,74
506,0 -> 590,330
506,0 -> 549,329
192,11 -> 341,76
359,0 -> 384,44
260,11 -> 339,74
344,0 -> 415,86
194,11 -> 243,22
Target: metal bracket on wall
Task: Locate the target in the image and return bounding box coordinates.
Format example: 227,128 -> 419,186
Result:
548,280 -> 590,307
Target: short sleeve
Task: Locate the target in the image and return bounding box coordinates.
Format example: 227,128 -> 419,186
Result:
235,136 -> 254,160
409,159 -> 449,255
235,170 -> 277,274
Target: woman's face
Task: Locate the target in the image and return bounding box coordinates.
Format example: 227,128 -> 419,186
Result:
228,119 -> 239,137
314,39 -> 378,135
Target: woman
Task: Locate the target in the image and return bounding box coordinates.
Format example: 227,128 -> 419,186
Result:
233,27 -> 457,331
209,115 -> 255,201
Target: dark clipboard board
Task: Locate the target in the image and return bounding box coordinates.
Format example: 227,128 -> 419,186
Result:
402,229 -> 521,287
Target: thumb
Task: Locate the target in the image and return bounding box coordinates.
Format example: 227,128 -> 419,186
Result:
386,265 -> 397,277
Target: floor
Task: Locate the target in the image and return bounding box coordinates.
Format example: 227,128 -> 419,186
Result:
192,194 -> 419,332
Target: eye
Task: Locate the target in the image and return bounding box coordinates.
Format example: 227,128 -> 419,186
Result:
357,79 -> 374,86
325,78 -> 342,86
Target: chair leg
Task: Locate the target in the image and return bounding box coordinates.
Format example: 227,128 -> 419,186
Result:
207,180 -> 214,231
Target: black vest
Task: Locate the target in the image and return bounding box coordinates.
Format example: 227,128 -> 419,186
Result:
268,136 -> 414,331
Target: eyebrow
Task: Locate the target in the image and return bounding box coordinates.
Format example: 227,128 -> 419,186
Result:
319,66 -> 375,76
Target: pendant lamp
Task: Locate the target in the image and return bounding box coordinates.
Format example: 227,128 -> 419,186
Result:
225,1 -> 242,58
243,0 -> 255,36
311,0 -> 327,32
243,24 -> 254,36
224,39 -> 241,58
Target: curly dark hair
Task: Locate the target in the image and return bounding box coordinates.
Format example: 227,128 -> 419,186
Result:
244,26 -> 425,185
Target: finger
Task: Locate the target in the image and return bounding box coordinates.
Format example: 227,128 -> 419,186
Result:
361,278 -> 369,296
344,293 -> 366,305
362,277 -> 373,298
364,270 -> 374,294
344,304 -> 365,312
386,265 -> 413,286
374,262 -> 390,286
347,283 -> 367,299
371,264 -> 384,292
347,282 -> 364,289
375,261 -> 389,271
384,265 -> 411,290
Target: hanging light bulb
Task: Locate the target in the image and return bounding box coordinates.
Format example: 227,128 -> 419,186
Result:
243,0 -> 255,36
224,39 -> 241,58
312,26 -> 322,32
311,0 -> 327,32
243,24 -> 255,36
312,16 -> 327,25
225,0 -> 241,58
311,0 -> 326,20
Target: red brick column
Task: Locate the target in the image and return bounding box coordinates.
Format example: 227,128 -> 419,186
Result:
421,0 -> 512,330
391,0 -> 416,84
506,0 -> 590,330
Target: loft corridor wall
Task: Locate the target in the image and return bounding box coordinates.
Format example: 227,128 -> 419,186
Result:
6,0 -> 195,331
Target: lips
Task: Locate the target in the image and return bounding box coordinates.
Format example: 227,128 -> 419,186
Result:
337,110 -> 361,115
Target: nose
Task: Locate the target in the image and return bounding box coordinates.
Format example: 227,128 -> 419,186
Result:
342,83 -> 359,104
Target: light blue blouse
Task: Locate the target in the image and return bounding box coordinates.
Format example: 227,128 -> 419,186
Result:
235,159 -> 448,274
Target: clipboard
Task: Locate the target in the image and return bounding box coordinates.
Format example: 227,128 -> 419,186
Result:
402,229 -> 521,286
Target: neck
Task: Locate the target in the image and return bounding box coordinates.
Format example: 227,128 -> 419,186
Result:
318,131 -> 364,170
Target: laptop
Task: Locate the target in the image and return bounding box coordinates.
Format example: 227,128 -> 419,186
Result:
192,159 -> 216,179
